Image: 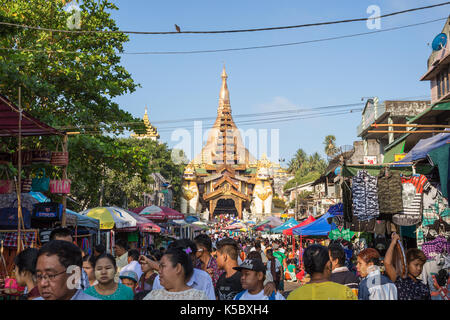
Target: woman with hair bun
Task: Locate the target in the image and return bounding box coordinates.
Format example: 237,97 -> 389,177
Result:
357,248 -> 397,300
287,244 -> 357,300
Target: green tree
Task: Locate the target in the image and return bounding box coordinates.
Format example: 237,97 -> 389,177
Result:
323,135 -> 337,157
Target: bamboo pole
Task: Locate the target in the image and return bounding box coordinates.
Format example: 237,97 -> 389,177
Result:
368,130 -> 449,134
17,87 -> 23,253
370,124 -> 450,128
61,134 -> 68,227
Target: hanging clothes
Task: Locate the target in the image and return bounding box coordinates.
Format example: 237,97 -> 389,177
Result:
377,167 -> 403,219
421,236 -> 450,260
393,174 -> 430,226
342,180 -> 353,223
417,184 -> 450,248
351,170 -> 379,221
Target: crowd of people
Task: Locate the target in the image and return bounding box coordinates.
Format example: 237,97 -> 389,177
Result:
7,224 -> 449,300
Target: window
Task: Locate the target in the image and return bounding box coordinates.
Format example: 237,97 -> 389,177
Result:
437,66 -> 450,99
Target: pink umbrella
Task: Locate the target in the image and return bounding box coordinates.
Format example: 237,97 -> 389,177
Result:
120,209 -> 162,233
145,206 -> 185,221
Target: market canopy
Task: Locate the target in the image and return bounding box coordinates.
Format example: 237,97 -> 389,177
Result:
396,130 -> 450,163
137,205 -> 163,215
283,215 -> 316,235
29,192 -> 99,229
79,207 -> 136,230
292,212 -> 336,236
254,216 -> 283,229
144,206 -> 185,221
0,94 -> 65,137
120,209 -> 161,233
271,218 -> 299,234
185,216 -> 199,223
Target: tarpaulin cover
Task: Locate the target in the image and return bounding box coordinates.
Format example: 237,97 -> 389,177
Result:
0,94 -> 64,137
292,204 -> 344,236
397,130 -> 450,163
29,192 -> 99,229
292,212 -> 335,236
271,218 -> 299,234
283,215 -> 316,235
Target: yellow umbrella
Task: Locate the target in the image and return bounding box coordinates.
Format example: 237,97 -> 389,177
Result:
80,207 -> 115,230
239,228 -> 247,232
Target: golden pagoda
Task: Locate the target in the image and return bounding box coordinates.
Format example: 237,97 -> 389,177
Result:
181,66 -> 277,221
131,106 -> 160,141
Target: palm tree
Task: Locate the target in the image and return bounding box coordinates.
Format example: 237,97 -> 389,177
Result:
323,135 -> 337,157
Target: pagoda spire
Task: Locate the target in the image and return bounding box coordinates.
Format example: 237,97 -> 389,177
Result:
218,65 -> 231,114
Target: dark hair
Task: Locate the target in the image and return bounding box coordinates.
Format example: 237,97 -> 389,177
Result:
128,249 -> 140,261
115,239 -> 129,251
194,234 -> 212,253
247,251 -> 262,261
328,243 -> 346,266
254,241 -> 261,250
93,253 -> 117,269
405,248 -> 427,265
164,247 -> 194,280
94,244 -> 105,255
14,248 -> 39,275
37,240 -> 82,269
168,239 -> 197,256
149,249 -> 162,262
49,227 -> 73,241
266,248 -> 273,257
216,238 -> 239,261
303,244 -> 330,275
358,248 -> 380,266
82,254 -> 95,267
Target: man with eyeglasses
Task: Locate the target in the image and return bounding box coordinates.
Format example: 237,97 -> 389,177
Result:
34,240 -> 99,300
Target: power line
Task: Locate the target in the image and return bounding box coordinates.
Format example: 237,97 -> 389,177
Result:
0,2 -> 449,35
55,93 -> 431,132
0,17 -> 447,56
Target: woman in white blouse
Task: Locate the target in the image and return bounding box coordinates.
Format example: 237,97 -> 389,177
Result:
144,247 -> 209,300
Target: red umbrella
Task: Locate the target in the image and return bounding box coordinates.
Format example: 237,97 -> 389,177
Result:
130,206 -> 146,214
283,216 -> 316,235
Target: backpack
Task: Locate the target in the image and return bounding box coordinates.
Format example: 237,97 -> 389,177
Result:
235,290 -> 276,300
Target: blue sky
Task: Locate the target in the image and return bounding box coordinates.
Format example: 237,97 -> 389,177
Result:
106,0 -> 447,165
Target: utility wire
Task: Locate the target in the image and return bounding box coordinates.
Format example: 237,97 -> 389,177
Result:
0,17 -> 447,55
0,2 -> 449,35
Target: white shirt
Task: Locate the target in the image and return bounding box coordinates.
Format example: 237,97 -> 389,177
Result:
119,260 -> 143,281
152,268 -> 215,300
234,289 -> 285,300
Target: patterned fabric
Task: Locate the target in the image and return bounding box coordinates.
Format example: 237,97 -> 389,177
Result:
144,288 -> 209,300
351,170 -> 379,221
328,228 -> 356,241
393,175 -> 430,226
395,276 -> 431,300
0,231 -> 36,248
417,184 -> 450,249
377,168 -> 403,218
194,256 -> 224,288
421,236 -> 450,260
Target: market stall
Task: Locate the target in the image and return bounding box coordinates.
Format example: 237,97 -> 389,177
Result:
0,93 -> 70,297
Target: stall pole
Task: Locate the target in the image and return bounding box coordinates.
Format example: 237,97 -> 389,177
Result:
106,230 -> 110,254
61,134 -> 68,227
16,87 -> 23,253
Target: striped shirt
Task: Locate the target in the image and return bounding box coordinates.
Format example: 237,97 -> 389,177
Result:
393,174 -> 430,226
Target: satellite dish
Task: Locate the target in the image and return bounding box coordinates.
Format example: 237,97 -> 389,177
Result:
432,33 -> 447,51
